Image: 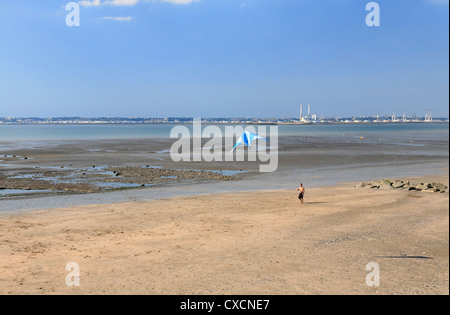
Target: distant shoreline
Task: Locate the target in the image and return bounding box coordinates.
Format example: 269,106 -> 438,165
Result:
0,121 -> 448,126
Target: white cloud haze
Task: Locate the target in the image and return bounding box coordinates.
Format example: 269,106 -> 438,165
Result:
79,0 -> 199,6
102,16 -> 134,21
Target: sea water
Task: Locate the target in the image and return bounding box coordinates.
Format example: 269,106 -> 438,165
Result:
0,122 -> 448,142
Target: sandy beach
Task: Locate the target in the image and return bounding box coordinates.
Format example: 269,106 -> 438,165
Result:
0,174 -> 448,295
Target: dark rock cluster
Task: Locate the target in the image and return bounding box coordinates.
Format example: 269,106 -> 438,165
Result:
106,167 -> 238,184
355,179 -> 449,193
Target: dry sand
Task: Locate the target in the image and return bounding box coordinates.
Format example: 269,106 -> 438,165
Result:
0,174 -> 448,295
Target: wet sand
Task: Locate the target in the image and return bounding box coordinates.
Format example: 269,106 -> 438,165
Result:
2,136 -> 448,172
1,135 -> 449,204
0,174 -> 448,295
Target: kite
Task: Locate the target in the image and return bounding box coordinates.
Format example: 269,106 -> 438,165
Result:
231,131 -> 269,152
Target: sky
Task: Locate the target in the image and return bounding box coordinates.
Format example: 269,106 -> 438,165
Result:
0,0 -> 448,118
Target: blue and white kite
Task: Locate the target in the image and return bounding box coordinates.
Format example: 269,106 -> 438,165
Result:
231,131 -> 269,152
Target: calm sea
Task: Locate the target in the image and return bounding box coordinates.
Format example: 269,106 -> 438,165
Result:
1,123 -> 448,143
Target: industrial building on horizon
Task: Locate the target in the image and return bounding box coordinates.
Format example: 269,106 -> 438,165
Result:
0,105 -> 448,125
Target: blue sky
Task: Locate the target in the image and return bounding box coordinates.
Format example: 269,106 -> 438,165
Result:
0,0 -> 448,118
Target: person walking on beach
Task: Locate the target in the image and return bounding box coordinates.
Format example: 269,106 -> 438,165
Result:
297,183 -> 305,205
